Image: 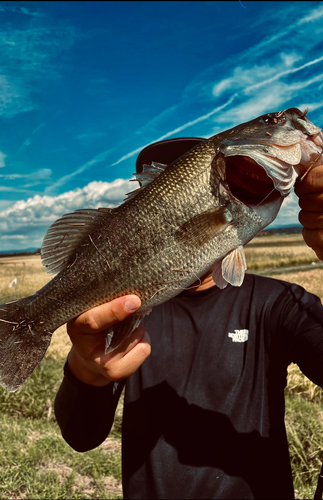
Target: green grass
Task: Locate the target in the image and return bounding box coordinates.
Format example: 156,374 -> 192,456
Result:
0,413 -> 122,499
0,358 -> 123,500
0,358 -> 61,420
1,361 -> 322,500
285,394 -> 323,499
0,255 -> 49,306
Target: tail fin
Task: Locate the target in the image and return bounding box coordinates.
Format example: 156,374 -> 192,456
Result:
0,298 -> 52,392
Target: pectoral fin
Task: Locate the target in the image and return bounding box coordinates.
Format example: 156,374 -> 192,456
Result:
212,245 -> 247,289
212,260 -> 229,289
176,206 -> 232,248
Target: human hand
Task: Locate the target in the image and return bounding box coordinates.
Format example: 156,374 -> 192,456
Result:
295,164 -> 323,260
67,295 -> 151,386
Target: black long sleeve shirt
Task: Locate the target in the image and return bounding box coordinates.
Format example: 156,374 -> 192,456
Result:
55,274 -> 323,499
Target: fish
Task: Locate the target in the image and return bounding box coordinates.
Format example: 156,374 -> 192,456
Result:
0,107 -> 322,392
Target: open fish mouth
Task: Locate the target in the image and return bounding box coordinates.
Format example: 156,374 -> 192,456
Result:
225,155 -> 281,206
221,107 -> 323,200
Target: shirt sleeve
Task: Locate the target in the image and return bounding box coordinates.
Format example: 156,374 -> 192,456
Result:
273,283 -> 323,388
54,358 -> 125,452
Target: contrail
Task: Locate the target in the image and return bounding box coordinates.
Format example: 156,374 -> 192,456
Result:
111,95 -> 237,167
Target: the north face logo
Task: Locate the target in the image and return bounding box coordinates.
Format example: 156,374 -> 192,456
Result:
228,329 -> 249,343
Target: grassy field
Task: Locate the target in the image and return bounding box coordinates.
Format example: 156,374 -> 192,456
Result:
0,235 -> 323,499
245,233 -> 322,270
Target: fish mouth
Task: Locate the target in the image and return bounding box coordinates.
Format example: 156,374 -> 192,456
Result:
225,155 -> 281,206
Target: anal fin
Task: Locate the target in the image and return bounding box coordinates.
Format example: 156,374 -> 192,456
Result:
105,310 -> 151,353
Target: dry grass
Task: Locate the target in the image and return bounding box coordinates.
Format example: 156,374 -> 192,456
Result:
258,253 -> 323,409
245,233 -> 320,270
0,254 -> 50,304
266,268 -> 323,301
1,244 -> 323,360
286,363 -> 323,403
0,254 -> 71,360
46,325 -> 72,361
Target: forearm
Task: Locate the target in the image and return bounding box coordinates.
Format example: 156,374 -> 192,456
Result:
54,296 -> 150,452
54,359 -> 125,452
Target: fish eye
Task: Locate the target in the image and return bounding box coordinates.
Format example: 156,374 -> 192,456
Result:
263,115 -> 276,125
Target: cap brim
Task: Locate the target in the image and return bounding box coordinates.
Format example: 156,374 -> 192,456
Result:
136,137 -> 205,173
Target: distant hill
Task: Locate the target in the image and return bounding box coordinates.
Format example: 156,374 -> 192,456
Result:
0,248 -> 40,257
260,225 -> 302,236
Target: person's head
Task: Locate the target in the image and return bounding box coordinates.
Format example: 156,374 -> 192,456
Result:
136,138 -> 204,179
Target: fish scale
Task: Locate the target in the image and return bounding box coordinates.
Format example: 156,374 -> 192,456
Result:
0,107 -> 322,391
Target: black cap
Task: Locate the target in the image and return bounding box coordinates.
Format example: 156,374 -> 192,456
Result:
135,137 -> 205,173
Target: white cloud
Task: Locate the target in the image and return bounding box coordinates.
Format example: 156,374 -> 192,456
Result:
76,131 -> 107,141
0,168 -> 51,181
111,95 -> 237,166
17,122 -> 46,151
0,19 -> 77,117
2,1 -> 323,251
211,55 -> 323,105
242,4 -> 323,63
298,4 -> 323,25
0,178 -> 134,250
297,102 -> 323,113
3,234 -> 25,240
45,148 -> 115,194
273,192 -> 300,227
0,175 -> 303,251
0,4 -> 45,18
0,186 -> 39,194
245,56 -> 323,94
112,13 -> 323,168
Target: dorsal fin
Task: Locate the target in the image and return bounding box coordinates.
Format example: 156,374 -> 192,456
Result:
124,162 -> 167,201
41,208 -> 112,275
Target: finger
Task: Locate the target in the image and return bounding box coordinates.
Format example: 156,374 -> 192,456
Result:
302,228 -> 323,260
83,325 -> 150,380
106,323 -> 148,358
299,210 -> 323,229
67,323 -> 149,383
68,295 -> 142,335
295,165 -> 323,195
297,192 -> 323,212
69,322 -> 147,364
108,329 -> 152,380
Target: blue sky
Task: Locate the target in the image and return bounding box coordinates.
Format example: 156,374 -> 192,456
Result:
0,1 -> 323,251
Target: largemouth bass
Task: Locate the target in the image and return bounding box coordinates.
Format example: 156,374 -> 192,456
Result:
0,107 -> 322,392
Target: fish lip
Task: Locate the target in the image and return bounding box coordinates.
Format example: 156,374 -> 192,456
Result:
225,155 -> 281,208
312,131 -> 323,148
254,139 -> 299,148
255,133 -> 323,154
292,133 -> 323,175
254,127 -> 323,176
